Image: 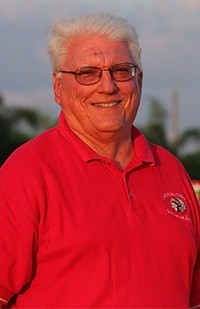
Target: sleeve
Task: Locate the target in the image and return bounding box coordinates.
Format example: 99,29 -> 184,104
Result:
187,177 -> 200,307
179,164 -> 200,307
0,155 -> 39,305
190,197 -> 200,308
0,189 -> 38,305
190,250 -> 200,307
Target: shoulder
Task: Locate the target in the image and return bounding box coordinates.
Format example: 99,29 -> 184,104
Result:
132,126 -> 185,172
148,141 -> 184,170
1,126 -> 61,169
0,126 -> 59,187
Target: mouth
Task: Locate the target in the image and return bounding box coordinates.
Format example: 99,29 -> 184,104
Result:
91,101 -> 121,107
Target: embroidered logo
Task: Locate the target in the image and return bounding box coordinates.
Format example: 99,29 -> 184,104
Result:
163,192 -> 190,221
170,197 -> 186,213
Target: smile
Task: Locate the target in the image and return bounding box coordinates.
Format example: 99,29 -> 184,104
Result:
91,101 -> 121,107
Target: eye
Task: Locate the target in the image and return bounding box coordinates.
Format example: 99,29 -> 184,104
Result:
113,65 -> 132,74
117,67 -> 129,72
77,67 -> 97,76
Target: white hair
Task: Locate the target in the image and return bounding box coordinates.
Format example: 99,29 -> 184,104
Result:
48,13 -> 142,71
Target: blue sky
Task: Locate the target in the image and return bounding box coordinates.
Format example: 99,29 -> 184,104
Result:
0,0 -> 200,136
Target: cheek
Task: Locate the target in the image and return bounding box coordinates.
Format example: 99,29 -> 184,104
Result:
62,82 -> 93,102
129,79 -> 141,99
61,85 -> 94,116
123,82 -> 141,117
122,81 -> 137,100
60,85 -> 78,110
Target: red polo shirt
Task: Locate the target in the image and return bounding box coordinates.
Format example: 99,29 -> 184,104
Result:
0,112 -> 199,308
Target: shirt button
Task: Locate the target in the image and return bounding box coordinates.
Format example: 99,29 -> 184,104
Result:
103,161 -> 110,165
129,191 -> 133,199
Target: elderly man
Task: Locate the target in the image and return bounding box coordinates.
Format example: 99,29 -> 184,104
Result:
0,13 -> 199,308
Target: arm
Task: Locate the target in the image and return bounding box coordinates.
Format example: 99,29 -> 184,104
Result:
0,148 -> 40,304
190,250 -> 200,308
0,188 -> 38,305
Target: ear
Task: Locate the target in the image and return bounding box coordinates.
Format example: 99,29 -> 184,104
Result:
53,72 -> 62,105
137,70 -> 143,95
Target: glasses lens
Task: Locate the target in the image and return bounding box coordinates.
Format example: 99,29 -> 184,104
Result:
76,67 -> 101,85
111,63 -> 135,81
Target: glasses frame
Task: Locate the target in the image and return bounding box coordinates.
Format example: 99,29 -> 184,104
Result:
58,62 -> 139,85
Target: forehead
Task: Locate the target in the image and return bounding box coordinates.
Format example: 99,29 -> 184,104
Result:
65,34 -> 133,67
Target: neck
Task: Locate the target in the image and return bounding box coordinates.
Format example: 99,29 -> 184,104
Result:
95,141 -> 133,170
73,129 -> 133,170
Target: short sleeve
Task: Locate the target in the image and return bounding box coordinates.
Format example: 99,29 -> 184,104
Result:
190,249 -> 200,307
0,157 -> 39,305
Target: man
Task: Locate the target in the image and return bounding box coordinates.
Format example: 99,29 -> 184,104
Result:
0,13 -> 199,308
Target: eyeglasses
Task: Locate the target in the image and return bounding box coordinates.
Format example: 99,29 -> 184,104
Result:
59,62 -> 138,85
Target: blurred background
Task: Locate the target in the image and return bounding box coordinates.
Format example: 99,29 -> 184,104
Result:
0,0 -> 199,198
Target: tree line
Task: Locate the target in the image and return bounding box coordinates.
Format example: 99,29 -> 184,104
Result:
0,94 -> 54,165
0,93 -> 200,179
139,97 -> 200,180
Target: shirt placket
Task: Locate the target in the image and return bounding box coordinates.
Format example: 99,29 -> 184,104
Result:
100,159 -> 135,209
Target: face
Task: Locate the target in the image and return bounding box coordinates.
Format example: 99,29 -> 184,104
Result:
53,34 -> 143,141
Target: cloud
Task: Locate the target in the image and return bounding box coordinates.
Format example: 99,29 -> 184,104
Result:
0,1 -> 44,21
132,1 -> 200,131
3,87 -> 60,118
0,0 -> 199,131
184,0 -> 200,10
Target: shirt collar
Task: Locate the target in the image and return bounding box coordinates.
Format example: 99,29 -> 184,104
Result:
58,112 -> 102,162
58,111 -> 155,167
127,126 -> 155,170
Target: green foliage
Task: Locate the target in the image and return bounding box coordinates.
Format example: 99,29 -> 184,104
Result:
181,152 -> 200,180
0,93 -> 54,166
141,123 -> 169,150
140,97 -> 200,179
1,92 -> 200,179
147,97 -> 168,125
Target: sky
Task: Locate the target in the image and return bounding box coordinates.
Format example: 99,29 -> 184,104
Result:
0,0 -> 200,136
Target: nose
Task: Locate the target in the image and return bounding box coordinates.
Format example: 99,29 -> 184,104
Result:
96,70 -> 118,94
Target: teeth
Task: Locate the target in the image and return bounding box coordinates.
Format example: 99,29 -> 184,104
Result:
94,102 -> 119,107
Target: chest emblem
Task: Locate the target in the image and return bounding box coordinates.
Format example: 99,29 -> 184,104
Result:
163,192 -> 190,221
170,197 -> 186,213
